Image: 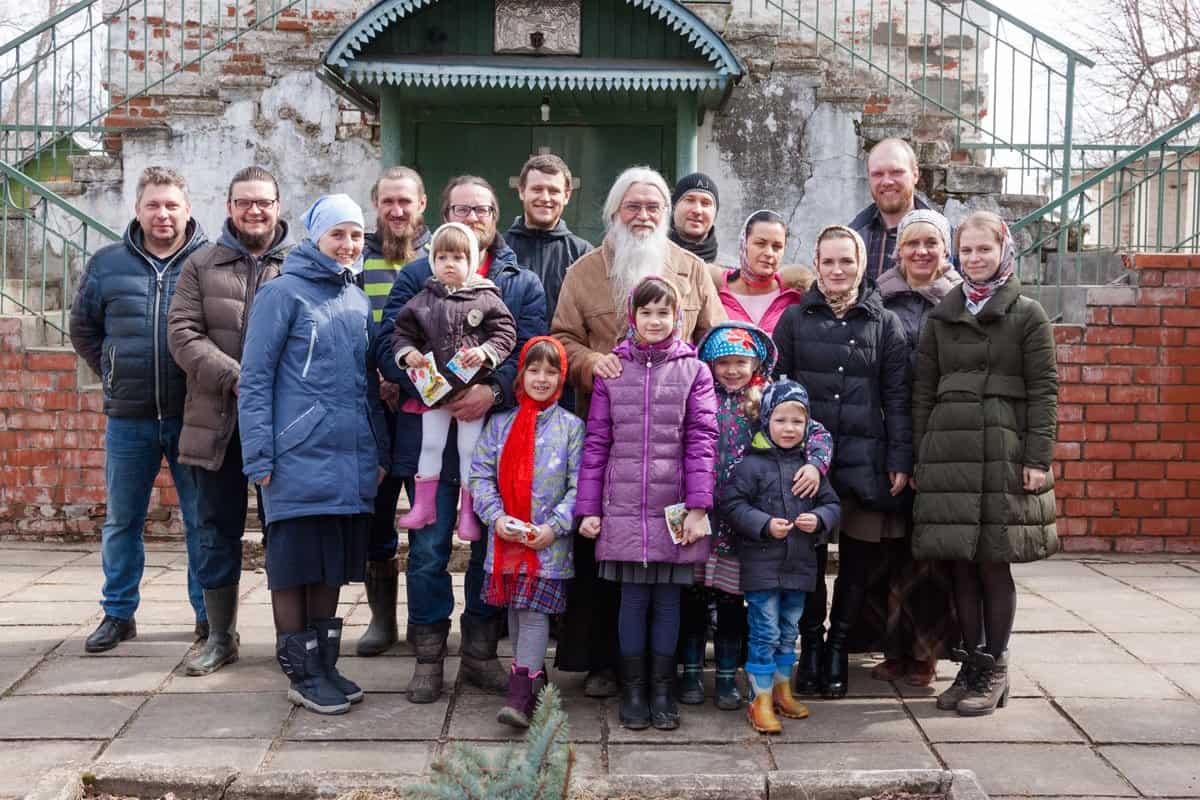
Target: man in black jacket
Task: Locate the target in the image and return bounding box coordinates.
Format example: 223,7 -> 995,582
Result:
69,166 -> 209,653
505,153 -> 592,323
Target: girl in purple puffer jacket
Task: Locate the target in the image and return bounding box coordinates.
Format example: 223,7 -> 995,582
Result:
577,276 -> 719,732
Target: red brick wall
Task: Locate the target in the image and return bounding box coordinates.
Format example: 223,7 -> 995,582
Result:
2,251 -> 1198,547
1052,253 -> 1200,554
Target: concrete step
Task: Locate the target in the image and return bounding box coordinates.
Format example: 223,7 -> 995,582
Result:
1020,283 -> 1102,324
1043,249 -> 1128,286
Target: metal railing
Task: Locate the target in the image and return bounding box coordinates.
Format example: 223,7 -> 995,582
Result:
754,0 -> 1094,196
0,161 -> 120,343
1011,113 -> 1200,313
0,0 -> 309,339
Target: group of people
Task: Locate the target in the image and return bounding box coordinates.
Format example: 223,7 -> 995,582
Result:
68,138 -> 1058,736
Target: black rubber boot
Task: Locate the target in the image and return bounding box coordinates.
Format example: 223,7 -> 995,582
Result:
185,584 -> 239,676
650,652 -> 681,730
311,617 -> 363,703
276,630 -> 349,715
618,655 -> 651,730
713,635 -> 743,710
676,632 -> 706,705
356,559 -> 399,657
406,619 -> 450,704
821,569 -> 865,699
460,613 -> 508,694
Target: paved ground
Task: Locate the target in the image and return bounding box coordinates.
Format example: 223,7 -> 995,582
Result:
1,543 -> 1199,799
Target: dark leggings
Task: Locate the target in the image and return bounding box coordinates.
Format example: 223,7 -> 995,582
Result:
618,583 -> 682,658
680,587 -> 747,642
272,583 -> 341,634
951,561 -> 1016,658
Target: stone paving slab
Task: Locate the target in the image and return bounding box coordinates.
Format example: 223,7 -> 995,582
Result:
96,737 -> 272,772
0,695 -> 143,739
1099,744 -> 1200,796
936,743 -> 1136,796
0,740 -> 99,798
1059,698 -> 1200,744
908,697 -> 1083,743
121,692 -> 290,739
4,546 -> 1200,800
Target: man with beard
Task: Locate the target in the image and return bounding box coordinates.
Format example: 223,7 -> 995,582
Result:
70,166 -> 210,653
375,175 -> 548,703
355,166 -> 433,658
849,138 -> 932,281
551,165 -> 726,696
167,166 -> 292,675
667,172 -> 721,265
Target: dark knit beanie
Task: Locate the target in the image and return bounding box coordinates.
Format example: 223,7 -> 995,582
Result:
671,172 -> 720,211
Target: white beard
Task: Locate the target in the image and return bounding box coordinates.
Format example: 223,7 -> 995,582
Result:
608,221 -> 669,309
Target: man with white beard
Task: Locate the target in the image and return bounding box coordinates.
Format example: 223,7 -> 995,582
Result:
550,165 -> 725,696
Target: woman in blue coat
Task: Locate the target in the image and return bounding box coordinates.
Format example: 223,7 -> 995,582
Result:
239,194 -> 389,716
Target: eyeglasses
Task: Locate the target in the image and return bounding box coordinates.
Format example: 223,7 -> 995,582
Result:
449,204 -> 496,220
232,198 -> 277,210
621,202 -> 663,218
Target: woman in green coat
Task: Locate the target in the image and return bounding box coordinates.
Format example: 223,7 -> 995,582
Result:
911,211 -> 1057,717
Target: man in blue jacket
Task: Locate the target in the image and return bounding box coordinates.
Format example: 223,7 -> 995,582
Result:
69,166 -> 209,653
375,175 -> 548,703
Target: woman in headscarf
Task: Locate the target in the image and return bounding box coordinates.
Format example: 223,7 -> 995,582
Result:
912,210 -> 1057,716
715,210 -> 810,334
771,225 -> 912,699
869,209 -> 963,687
239,194 -> 389,716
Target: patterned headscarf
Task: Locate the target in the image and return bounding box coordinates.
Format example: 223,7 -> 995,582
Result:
738,210 -> 788,288
813,225 -> 867,318
892,209 -> 953,287
962,219 -> 1016,307
758,379 -> 811,449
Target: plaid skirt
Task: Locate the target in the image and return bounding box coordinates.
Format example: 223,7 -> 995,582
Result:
482,571 -> 568,614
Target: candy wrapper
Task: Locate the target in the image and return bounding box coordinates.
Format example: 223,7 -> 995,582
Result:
664,502 -> 687,545
445,348 -> 482,383
406,352 -> 452,406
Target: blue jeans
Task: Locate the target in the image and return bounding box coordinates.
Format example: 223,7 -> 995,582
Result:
190,428 -> 248,590
101,416 -> 205,621
367,474 -> 405,562
745,589 -> 807,679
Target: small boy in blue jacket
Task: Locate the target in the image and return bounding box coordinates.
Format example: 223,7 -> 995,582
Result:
721,379 -> 841,734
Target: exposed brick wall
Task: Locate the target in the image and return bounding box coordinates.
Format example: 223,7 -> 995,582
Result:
3,253 -> 1198,547
0,321 -> 185,542
1051,253 -> 1200,554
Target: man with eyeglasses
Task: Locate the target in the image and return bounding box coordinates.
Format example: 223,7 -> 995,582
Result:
167,166 -> 293,674
550,165 -> 726,698
376,175 -> 548,703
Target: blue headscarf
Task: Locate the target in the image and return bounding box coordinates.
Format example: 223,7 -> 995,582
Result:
758,379 -> 810,448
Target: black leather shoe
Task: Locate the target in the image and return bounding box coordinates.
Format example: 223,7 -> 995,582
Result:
86,615 -> 137,653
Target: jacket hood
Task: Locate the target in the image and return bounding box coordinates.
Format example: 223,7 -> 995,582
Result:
217,218 -> 293,260
282,238 -> 357,284
877,265 -> 962,307
421,273 -> 500,298
696,320 -> 778,377
612,335 -> 696,362
507,216 -> 575,241
124,218 -> 206,268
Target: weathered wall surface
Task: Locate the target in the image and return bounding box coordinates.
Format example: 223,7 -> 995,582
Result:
4,253 -> 1198,550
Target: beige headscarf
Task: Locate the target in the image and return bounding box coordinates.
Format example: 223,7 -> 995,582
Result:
812,225 -> 867,318
893,209 -> 954,288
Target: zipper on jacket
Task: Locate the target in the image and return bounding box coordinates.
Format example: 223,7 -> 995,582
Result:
277,403 -> 319,439
153,271 -> 164,421
106,344 -> 116,389
301,322 -> 317,378
641,355 -> 652,567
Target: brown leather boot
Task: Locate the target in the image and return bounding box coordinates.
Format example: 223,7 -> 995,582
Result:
936,647 -> 976,710
747,692 -> 782,734
772,680 -> 809,719
870,657 -> 907,682
956,649 -> 1009,716
905,658 -> 938,687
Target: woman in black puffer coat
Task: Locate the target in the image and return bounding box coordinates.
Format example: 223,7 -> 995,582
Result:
772,224 -> 912,698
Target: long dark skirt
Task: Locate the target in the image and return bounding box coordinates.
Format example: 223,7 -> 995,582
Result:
849,536 -> 959,660
554,534 -> 621,672
264,513 -> 370,591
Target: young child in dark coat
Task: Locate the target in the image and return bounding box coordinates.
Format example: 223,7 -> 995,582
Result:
722,379 -> 841,734
391,222 -> 517,540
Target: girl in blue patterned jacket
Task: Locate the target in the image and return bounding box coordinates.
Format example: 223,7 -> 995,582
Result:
676,321 -> 832,711
468,336 -> 582,729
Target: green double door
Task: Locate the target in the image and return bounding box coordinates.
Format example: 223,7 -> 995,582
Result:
413,122 -> 674,245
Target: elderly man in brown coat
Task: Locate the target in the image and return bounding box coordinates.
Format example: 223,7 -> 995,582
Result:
550,164 -> 726,695
167,167 -> 293,676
